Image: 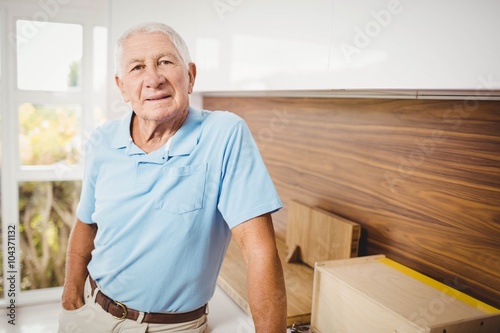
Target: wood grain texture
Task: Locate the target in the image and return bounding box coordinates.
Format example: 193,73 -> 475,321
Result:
286,200 -> 360,267
217,237 -> 314,326
204,96 -> 500,309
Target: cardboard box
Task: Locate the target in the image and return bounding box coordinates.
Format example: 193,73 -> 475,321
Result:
311,255 -> 500,333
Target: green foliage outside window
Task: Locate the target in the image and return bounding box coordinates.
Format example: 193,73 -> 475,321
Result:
17,103 -> 82,290
19,181 -> 81,290
19,103 -> 81,166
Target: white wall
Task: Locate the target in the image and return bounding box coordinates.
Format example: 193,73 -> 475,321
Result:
108,0 -> 500,101
329,0 -> 500,90
108,0 -> 331,94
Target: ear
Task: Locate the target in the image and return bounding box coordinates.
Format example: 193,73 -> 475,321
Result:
187,62 -> 197,94
115,74 -> 130,103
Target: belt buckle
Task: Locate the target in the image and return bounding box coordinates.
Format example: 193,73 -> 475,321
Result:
113,300 -> 128,320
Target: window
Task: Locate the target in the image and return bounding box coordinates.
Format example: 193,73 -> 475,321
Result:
16,21 -> 83,92
19,180 -> 81,291
19,103 -> 82,166
1,2 -> 108,304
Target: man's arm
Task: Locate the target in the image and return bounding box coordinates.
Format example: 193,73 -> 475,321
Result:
232,213 -> 287,333
61,219 -> 97,310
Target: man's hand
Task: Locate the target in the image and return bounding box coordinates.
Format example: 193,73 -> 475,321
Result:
61,285 -> 85,310
61,220 -> 97,310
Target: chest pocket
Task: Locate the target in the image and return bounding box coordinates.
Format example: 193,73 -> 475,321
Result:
155,163 -> 207,214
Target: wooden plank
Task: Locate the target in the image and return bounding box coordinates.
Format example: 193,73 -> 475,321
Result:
217,237 -> 314,326
286,200 -> 360,267
311,255 -> 500,333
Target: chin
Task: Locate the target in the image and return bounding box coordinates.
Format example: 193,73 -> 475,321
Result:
142,107 -> 183,121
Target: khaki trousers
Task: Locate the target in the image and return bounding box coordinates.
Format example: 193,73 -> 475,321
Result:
58,277 -> 207,333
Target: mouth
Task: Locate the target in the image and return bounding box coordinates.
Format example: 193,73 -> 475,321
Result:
146,94 -> 171,101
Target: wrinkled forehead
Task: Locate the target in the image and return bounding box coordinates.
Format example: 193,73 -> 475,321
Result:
122,32 -> 181,60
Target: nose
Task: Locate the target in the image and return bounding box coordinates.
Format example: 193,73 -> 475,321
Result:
144,65 -> 166,88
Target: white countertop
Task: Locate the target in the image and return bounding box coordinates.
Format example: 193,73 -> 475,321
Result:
208,285 -> 254,332
209,286 -> 295,333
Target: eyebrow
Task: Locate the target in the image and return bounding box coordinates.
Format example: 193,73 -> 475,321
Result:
126,52 -> 180,66
156,52 -> 180,60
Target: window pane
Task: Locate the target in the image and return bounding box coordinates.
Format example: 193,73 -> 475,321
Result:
19,103 -> 82,166
93,26 -> 108,91
19,181 -> 81,290
16,20 -> 82,91
93,26 -> 108,124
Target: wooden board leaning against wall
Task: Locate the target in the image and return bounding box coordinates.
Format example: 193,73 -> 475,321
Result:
203,96 -> 500,309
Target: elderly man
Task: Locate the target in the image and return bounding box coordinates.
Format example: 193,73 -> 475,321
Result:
58,22 -> 287,333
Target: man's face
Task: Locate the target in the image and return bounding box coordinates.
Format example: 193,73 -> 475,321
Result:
115,32 -> 196,123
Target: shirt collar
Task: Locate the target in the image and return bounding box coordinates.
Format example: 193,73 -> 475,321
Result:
169,106 -> 202,157
111,111 -> 133,149
111,107 -> 202,157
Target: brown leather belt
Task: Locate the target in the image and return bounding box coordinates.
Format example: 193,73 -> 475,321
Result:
89,277 -> 206,324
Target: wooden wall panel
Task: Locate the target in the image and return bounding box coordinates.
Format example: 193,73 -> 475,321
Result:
203,96 -> 500,309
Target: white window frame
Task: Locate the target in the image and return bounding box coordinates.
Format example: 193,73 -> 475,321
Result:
0,0 -> 108,306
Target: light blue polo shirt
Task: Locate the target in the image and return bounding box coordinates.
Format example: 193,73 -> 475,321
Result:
76,107 -> 282,313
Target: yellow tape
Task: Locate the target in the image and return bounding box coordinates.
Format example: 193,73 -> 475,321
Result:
377,257 -> 500,314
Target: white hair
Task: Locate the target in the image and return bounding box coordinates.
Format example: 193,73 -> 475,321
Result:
114,22 -> 192,77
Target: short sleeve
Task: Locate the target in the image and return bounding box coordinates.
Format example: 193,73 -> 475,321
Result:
217,120 -> 282,228
76,130 -> 99,224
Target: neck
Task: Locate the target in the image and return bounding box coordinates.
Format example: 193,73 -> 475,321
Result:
131,109 -> 188,153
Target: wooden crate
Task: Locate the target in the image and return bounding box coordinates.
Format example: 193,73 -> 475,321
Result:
218,201 -> 362,326
286,200 -> 361,267
217,237 -> 314,326
311,255 -> 500,333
